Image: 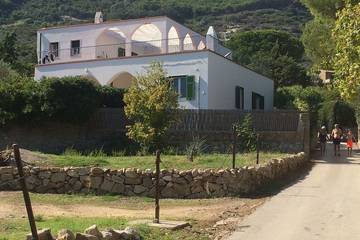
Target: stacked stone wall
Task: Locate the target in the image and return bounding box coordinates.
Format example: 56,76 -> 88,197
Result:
0,153 -> 307,198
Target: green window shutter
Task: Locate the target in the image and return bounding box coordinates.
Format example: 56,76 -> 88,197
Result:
186,75 -> 195,100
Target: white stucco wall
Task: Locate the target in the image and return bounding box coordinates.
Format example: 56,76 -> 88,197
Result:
35,51 -> 209,109
207,52 -> 273,110
38,16 -> 206,63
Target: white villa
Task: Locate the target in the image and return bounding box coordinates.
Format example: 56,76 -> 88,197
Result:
35,12 -> 274,110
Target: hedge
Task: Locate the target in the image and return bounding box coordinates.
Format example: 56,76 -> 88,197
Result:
0,75 -> 125,125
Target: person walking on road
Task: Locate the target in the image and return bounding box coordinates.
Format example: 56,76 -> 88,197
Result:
331,124 -> 342,157
347,130 -> 355,156
318,126 -> 328,156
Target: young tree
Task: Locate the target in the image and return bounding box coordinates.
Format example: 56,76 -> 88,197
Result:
333,2 -> 360,101
124,62 -> 179,151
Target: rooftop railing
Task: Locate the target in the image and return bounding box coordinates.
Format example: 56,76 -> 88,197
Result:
38,35 -> 232,65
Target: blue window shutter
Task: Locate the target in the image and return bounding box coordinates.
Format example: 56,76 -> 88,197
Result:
186,75 -> 195,100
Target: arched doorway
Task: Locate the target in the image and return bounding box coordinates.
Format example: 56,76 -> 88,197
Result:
109,72 -> 135,89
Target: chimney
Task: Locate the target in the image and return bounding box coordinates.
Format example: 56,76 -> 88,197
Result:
206,26 -> 218,51
94,12 -> 104,24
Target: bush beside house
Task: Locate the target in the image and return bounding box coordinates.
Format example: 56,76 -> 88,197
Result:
0,63 -> 125,126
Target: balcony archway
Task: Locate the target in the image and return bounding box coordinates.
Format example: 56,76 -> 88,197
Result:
108,72 -> 135,89
168,26 -> 180,53
183,33 -> 194,51
96,28 -> 127,59
131,24 -> 162,55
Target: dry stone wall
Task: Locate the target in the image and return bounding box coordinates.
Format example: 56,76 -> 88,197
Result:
0,153 -> 307,198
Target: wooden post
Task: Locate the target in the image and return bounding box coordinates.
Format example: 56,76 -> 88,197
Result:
154,150 -> 161,223
256,134 -> 260,164
13,144 -> 39,240
232,125 -> 236,169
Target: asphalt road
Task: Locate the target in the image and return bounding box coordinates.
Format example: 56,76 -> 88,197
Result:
227,143 -> 360,240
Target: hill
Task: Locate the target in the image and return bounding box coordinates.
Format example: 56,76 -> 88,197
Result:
0,0 -> 311,74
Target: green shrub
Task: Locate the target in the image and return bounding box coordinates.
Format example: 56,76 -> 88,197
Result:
0,74 -> 127,126
234,114 -> 257,152
40,76 -> 101,123
0,75 -> 42,125
98,86 -> 125,108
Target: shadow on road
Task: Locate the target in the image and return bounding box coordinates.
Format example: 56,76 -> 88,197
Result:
313,142 -> 360,165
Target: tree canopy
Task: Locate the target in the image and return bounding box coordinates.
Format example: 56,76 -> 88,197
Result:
227,30 -> 309,88
333,2 -> 360,102
124,62 -> 179,150
300,0 -> 358,71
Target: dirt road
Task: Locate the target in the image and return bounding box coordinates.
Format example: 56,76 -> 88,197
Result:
227,144 -> 360,240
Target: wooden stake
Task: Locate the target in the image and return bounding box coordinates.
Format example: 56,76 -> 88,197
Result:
154,150 -> 161,223
13,144 -> 39,240
232,125 -> 237,169
256,134 -> 260,164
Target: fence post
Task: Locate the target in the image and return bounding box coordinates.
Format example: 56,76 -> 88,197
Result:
256,134 -> 260,164
232,125 -> 237,169
13,144 -> 39,240
154,150 -> 161,224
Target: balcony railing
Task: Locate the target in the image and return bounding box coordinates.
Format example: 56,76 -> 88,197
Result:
38,35 -> 232,65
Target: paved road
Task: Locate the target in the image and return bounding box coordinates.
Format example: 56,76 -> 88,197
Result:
227,143 -> 360,240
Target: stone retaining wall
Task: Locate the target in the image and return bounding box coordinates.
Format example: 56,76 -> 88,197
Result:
0,153 -> 307,198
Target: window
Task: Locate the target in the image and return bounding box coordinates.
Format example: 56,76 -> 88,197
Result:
252,92 -> 264,110
171,75 -> 195,100
49,42 -> 59,57
70,40 -> 80,56
235,86 -> 244,109
118,47 -> 125,57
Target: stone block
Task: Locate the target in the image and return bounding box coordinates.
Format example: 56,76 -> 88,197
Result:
50,172 -> 66,183
0,173 -> 13,181
111,182 -> 125,194
84,225 -> 102,239
133,185 -> 147,194
90,176 -> 103,189
161,185 -> 178,198
172,183 -> 190,197
67,169 -> 79,178
124,169 -> 138,178
78,168 -> 90,176
73,181 -> 83,191
90,167 -> 104,176
0,167 -> 14,175
100,179 -> 114,192
57,229 -> 75,240
124,177 -> 142,185
74,233 -> 98,240
111,175 -> 124,183
163,175 -> 172,182
190,183 -> 204,194
38,171 -> 51,179
26,228 -> 53,240
142,177 -> 153,188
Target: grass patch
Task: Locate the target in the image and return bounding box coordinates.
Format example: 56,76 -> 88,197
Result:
0,217 -> 208,240
42,152 -> 288,170
0,192 -> 228,209
0,217 -> 127,240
